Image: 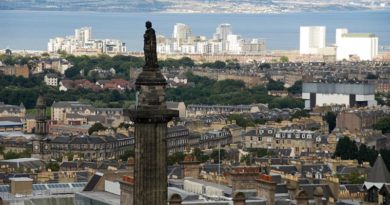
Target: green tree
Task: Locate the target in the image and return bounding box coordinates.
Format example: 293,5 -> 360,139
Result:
246,148 -> 269,157
228,114 -> 255,128
366,73 -> 378,79
119,149 -> 135,161
241,154 -> 254,165
287,80 -> 303,94
4,149 -> 31,160
373,117 -> 390,133
0,145 -> 4,154
267,79 -> 284,91
290,109 -> 309,120
226,59 -> 240,69
346,171 -> 366,184
167,152 -> 185,165
65,67 -> 82,79
210,149 -> 227,163
280,56 -> 289,62
357,144 -> 378,165
325,111 -> 337,133
259,63 -> 271,70
67,152 -> 74,161
88,123 -> 106,135
5,49 -> 12,55
334,137 -> 358,160
46,161 -> 60,171
192,147 -> 209,163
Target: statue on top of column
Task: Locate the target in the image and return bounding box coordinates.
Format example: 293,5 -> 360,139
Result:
144,21 -> 158,68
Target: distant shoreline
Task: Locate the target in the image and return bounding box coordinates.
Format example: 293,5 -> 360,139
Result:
1,8 -> 389,15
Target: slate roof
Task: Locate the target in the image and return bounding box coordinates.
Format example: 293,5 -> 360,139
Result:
301,164 -> 332,175
299,184 -> 335,199
60,162 -> 77,169
366,154 -> 390,183
343,184 -> 363,193
270,165 -> 297,174
244,130 -> 257,136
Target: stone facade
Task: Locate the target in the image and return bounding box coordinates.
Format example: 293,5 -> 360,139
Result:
230,167 -> 260,191
0,65 -> 29,78
49,134 -> 134,160
256,174 -> 277,205
125,22 -> 178,205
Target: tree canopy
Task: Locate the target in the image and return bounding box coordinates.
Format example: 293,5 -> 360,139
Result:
88,123 -> 106,135
373,117 -> 390,133
324,111 -> 337,133
333,136 -> 358,160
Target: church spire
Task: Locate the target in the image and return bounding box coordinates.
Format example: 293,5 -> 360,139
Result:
367,154 -> 390,183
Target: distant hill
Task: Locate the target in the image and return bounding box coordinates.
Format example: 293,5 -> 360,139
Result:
0,0 -> 388,13
0,0 -> 170,12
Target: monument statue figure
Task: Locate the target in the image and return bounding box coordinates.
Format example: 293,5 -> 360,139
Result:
144,21 -> 158,67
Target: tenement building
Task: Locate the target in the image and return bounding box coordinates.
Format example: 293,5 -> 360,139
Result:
51,101 -> 126,127
0,102 -> 25,118
49,134 -> 134,160
274,129 -> 321,154
336,106 -> 390,132
167,125 -> 190,155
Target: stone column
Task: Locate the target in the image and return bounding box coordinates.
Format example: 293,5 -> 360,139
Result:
256,174 -> 277,205
314,186 -> 324,205
119,176 -> 134,205
230,167 -> 260,192
130,109 -> 177,205
169,193 -> 182,205
233,192 -> 246,205
126,22 -> 178,205
296,190 -> 310,205
124,39 -> 179,205
181,155 -> 201,179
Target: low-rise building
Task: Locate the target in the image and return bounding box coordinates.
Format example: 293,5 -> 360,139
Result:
0,64 -> 29,78
0,102 -> 25,118
44,73 -> 59,86
302,82 -> 377,109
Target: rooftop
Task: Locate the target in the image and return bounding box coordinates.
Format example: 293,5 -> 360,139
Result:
342,33 -> 376,38
9,177 -> 33,182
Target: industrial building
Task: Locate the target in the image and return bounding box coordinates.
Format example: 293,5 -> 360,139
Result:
299,26 -> 326,55
336,28 -> 378,61
302,82 -> 377,109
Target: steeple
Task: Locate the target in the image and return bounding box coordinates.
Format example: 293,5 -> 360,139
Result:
35,93 -> 47,136
367,154 -> 390,183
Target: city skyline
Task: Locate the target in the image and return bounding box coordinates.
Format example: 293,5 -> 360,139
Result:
2,10 -> 390,52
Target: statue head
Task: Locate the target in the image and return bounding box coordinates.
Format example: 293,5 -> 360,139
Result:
145,21 -> 152,29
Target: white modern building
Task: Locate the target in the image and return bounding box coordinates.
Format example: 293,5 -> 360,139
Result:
48,27 -> 126,55
172,23 -> 192,46
157,23 -> 266,55
300,26 -> 326,55
213,23 -> 232,41
302,82 -> 377,109
75,27 -> 92,43
336,28 -> 378,61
